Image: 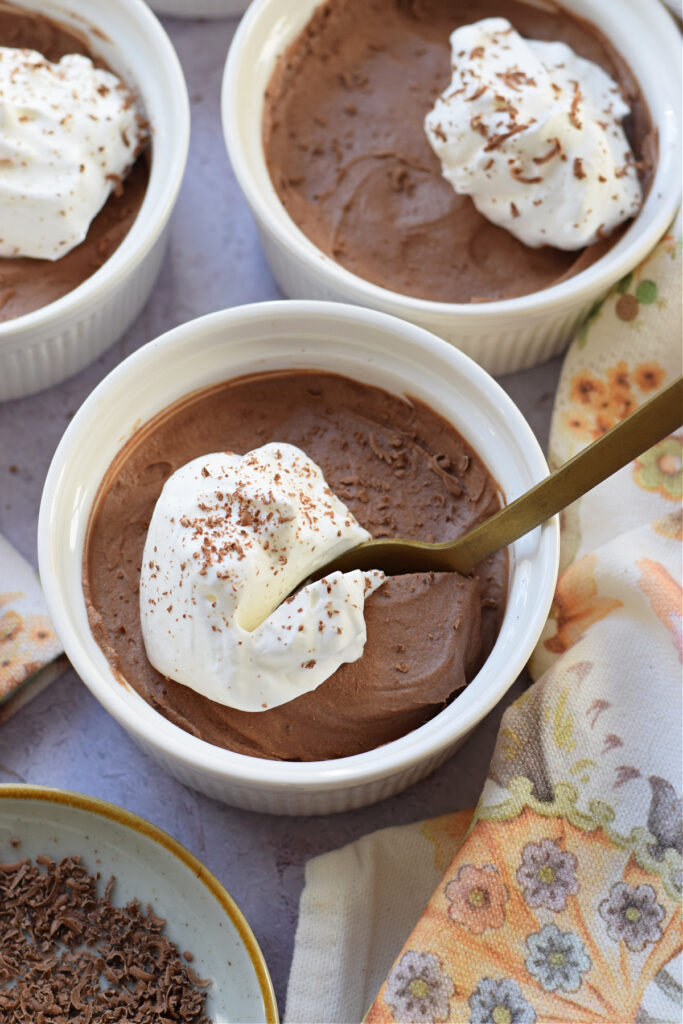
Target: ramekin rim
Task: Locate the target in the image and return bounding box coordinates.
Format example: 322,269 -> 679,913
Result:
0,0 -> 190,344
38,299 -> 560,791
149,0 -> 250,14
221,0 -> 682,319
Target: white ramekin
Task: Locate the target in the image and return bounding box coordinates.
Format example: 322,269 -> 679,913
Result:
0,0 -> 190,402
39,300 -> 559,816
222,0 -> 682,376
148,0 -> 249,16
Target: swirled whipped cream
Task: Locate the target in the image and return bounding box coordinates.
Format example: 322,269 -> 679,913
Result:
139,443 -> 384,712
0,46 -> 146,260
424,18 -> 642,250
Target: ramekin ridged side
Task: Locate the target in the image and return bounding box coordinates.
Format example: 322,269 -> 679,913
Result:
251,223 -> 599,377
1,228 -> 168,400
222,0 -> 682,375
133,741 -> 461,816
38,300 -> 559,816
0,0 -> 190,402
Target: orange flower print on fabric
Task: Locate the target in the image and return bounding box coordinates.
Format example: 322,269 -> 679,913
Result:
569,372 -> 607,409
365,807 -> 683,1024
0,593 -> 61,699
563,408 -> 594,441
634,435 -> 682,501
606,361 -> 631,393
445,864 -> 508,935
544,554 -> 622,656
633,362 -> 666,393
565,364 -> 633,440
565,361 -> 667,443
600,363 -> 636,424
637,557 -> 683,660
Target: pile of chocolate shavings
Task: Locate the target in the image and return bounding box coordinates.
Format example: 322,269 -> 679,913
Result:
0,854 -> 211,1023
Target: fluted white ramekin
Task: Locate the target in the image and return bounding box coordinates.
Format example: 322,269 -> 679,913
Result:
39,300 -> 559,816
0,0 -> 190,401
148,0 -> 249,15
222,0 -> 682,376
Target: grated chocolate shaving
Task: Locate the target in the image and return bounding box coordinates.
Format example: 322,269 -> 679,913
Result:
573,157 -> 587,180
569,80 -> 583,130
464,84 -> 487,102
533,137 -> 561,165
495,69 -> 536,92
0,855 -> 211,1023
509,165 -> 542,184
483,123 -> 528,151
470,114 -> 489,139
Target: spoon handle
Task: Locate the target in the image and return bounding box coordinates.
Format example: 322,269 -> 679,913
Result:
315,375 -> 682,579
444,373 -> 683,575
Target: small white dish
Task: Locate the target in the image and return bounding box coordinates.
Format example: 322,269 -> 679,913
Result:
39,300 -> 559,815
0,784 -> 278,1022
222,0 -> 681,375
0,0 -> 190,401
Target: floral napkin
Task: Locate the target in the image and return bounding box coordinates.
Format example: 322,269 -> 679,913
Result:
0,534 -> 66,724
285,217 -> 682,1024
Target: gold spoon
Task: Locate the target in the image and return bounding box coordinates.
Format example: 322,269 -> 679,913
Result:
314,375 -> 683,578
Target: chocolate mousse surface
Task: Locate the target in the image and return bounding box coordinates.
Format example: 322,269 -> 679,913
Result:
0,1 -> 149,322
262,0 -> 656,303
85,371 -> 508,761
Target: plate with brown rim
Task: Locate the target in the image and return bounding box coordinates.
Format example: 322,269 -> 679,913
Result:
0,784 -> 278,1023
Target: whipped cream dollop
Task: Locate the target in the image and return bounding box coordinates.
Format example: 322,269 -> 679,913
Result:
139,443 -> 385,712
0,46 -> 147,260
424,18 -> 642,250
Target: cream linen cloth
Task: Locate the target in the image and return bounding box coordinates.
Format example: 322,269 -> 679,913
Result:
0,534 -> 66,723
285,217 -> 682,1024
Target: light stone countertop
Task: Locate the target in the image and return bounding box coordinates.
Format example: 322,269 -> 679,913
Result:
0,14 -> 563,1018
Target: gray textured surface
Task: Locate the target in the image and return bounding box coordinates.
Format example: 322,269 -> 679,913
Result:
0,15 -> 563,1018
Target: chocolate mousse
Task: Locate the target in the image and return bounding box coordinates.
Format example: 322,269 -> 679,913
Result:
262,0 -> 656,303
0,1 -> 149,321
84,371 -> 508,761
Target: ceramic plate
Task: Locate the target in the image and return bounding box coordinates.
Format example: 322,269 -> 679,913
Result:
0,785 -> 278,1023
